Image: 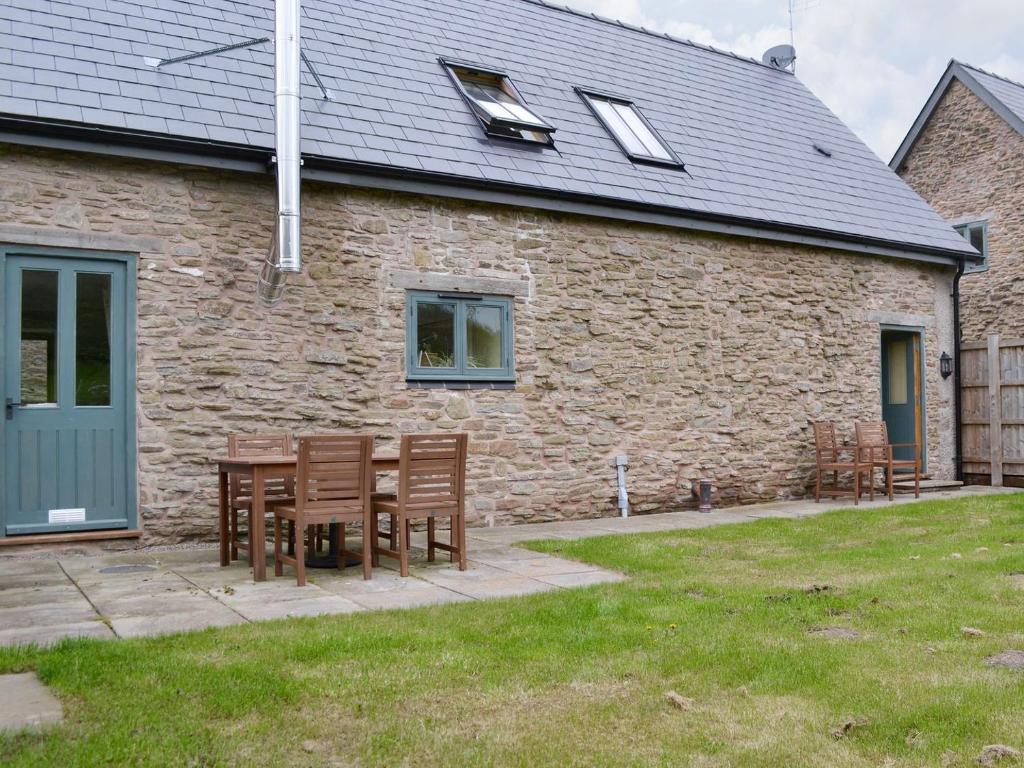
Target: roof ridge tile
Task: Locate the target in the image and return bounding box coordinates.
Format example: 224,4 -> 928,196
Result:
957,59 -> 1024,92
521,0 -> 787,74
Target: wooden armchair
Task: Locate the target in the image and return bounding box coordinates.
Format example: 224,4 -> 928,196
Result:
855,421 -> 921,501
372,433 -> 468,577
272,435 -> 374,586
227,433 -> 296,564
813,422 -> 869,504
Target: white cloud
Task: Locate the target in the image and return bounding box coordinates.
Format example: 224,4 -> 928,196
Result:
561,0 -> 1024,161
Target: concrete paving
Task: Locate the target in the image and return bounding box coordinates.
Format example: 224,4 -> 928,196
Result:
0,485 -> 1016,648
0,672 -> 63,733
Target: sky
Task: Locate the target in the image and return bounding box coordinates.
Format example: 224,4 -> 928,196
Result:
561,0 -> 1024,162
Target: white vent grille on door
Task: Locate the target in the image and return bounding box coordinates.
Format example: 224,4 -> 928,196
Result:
49,508 -> 86,524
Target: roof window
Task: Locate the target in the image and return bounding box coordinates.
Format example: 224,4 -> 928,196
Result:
578,89 -> 682,167
443,60 -> 554,145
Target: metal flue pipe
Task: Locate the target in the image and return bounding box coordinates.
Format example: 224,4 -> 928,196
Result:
256,0 -> 302,305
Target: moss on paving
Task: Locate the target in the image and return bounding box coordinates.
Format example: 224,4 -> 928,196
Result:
2,494 -> 1023,767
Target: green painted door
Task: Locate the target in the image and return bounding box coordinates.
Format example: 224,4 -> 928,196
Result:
881,330 -> 924,469
3,253 -> 134,535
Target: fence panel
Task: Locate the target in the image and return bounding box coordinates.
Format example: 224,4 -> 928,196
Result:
960,334 -> 1024,484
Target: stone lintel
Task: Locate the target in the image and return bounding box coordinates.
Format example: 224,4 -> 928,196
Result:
867,310 -> 934,328
0,224 -> 163,254
390,270 -> 531,298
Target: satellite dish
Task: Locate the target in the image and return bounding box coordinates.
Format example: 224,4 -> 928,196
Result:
762,44 -> 797,71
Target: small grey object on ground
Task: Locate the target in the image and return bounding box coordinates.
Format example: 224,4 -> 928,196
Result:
976,744 -> 1021,767
0,672 -> 63,732
664,691 -> 695,711
984,650 -> 1024,670
809,627 -> 861,639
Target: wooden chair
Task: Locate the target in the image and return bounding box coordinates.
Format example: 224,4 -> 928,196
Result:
372,433 -> 468,577
813,422 -> 868,504
227,433 -> 296,564
272,434 -> 374,586
855,421 -> 921,501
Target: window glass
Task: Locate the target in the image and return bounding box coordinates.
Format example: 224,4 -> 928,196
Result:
76,272 -> 112,406
447,63 -> 553,144
416,303 -> 457,369
20,270 -> 58,405
466,305 -> 503,369
887,340 -> 908,405
968,225 -> 985,253
583,92 -> 680,165
591,98 -> 647,155
408,293 -> 514,381
614,102 -> 673,160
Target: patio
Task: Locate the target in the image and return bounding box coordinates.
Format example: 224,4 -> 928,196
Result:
0,484 -> 1014,648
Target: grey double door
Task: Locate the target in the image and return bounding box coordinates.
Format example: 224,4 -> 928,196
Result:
3,251 -> 135,536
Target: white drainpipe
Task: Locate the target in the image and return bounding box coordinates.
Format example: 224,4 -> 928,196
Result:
256,0 -> 302,305
615,454 -> 629,518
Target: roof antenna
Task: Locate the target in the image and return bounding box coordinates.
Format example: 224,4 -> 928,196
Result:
788,0 -> 796,63
761,0 -> 799,72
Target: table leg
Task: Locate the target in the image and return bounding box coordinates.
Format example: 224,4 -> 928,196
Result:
252,466 -> 267,582
218,469 -> 229,567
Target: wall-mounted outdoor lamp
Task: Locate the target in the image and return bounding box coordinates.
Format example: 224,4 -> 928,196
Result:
940,351 -> 953,379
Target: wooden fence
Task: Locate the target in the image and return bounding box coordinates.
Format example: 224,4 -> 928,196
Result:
961,334 -> 1024,485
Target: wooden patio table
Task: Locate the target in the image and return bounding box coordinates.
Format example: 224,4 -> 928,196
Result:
215,453 -> 400,582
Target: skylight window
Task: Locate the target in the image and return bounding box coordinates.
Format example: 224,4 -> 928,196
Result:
442,60 -> 554,145
578,90 -> 682,167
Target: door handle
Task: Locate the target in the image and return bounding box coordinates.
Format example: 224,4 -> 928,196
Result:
5,398 -> 20,420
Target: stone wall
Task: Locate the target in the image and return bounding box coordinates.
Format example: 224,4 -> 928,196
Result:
896,78 -> 1024,341
0,146 -> 956,542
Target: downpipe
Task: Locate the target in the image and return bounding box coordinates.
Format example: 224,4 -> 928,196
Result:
614,455 -> 629,518
691,479 -> 713,513
952,256 -> 965,481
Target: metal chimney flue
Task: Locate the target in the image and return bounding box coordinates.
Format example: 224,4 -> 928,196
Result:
256,0 -> 302,306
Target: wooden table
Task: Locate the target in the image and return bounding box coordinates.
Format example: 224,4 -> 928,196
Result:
215,453 -> 400,582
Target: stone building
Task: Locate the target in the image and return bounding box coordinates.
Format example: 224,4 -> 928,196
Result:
0,0 -> 978,545
891,60 -> 1024,341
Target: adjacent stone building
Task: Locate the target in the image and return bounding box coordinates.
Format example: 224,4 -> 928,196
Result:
0,0 -> 979,545
892,60 -> 1024,341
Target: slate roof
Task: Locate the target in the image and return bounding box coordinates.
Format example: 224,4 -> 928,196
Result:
0,0 -> 976,259
891,60 -> 1024,170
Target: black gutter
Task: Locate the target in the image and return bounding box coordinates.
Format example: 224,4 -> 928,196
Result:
952,255 -> 966,481
0,112 -> 983,266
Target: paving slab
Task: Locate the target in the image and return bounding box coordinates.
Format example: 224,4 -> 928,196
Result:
534,570 -> 628,588
0,672 -> 63,733
0,600 -> 102,631
206,581 -> 364,622
0,621 -> 115,648
485,555 -> 602,578
317,570 -> 473,611
110,610 -> 246,639
412,562 -> 560,600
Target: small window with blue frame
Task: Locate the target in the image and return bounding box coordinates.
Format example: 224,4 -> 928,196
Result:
406,291 -> 514,383
954,220 -> 989,274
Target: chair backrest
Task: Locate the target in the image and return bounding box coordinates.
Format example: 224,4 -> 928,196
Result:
398,433 -> 467,511
812,422 -> 839,465
295,434 -> 373,513
855,421 -> 888,461
227,433 -> 294,499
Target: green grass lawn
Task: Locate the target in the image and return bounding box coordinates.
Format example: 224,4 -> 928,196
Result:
2,494 -> 1023,767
